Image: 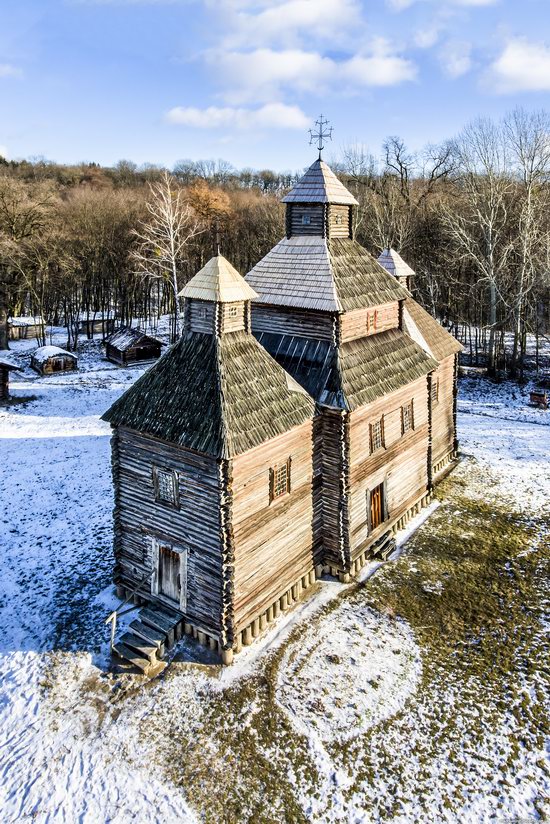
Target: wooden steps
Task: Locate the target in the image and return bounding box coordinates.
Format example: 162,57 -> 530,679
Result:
370,531 -> 396,561
111,602 -> 183,676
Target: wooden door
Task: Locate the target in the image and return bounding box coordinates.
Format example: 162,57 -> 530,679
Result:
159,545 -> 181,603
370,483 -> 384,530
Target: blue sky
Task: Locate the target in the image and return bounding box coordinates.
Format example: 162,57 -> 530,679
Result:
1,0 -> 550,172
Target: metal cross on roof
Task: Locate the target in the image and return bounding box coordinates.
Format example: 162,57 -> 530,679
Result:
309,115 -> 333,158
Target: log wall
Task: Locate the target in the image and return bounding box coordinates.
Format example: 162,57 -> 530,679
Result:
289,204 -> 325,236
186,299 -> 216,334
313,408 -> 350,569
251,304 -> 336,342
230,420 -> 314,633
348,375 -> 430,558
339,301 -> 399,343
113,427 -> 224,636
431,354 -> 456,466
328,205 -> 351,238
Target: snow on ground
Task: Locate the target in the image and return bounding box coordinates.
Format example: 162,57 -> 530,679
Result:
0,329 -> 549,823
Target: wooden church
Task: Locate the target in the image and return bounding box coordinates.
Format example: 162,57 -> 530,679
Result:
102,154 -> 461,673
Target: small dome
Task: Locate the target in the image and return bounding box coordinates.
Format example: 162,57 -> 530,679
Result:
282,158 -> 358,206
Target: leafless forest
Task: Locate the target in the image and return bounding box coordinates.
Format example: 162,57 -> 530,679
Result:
1,108 -> 549,378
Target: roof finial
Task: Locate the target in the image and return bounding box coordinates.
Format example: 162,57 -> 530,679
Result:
309,114 -> 333,160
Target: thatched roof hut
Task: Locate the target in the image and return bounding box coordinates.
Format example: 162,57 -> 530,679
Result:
30,346 -> 77,376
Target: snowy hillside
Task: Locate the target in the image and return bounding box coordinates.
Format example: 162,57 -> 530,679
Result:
0,332 -> 548,823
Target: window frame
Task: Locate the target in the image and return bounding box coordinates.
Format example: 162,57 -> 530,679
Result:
301,214 -> 311,226
431,377 -> 440,406
401,400 -> 415,435
227,304 -> 239,319
152,466 -> 179,508
269,457 -> 292,503
369,417 -> 385,454
366,309 -> 378,333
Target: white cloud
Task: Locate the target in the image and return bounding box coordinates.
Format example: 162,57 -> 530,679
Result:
206,44 -> 416,104
488,38 -> 550,93
388,0 -> 497,8
221,0 -> 362,48
440,40 -> 472,78
165,102 -> 310,130
342,40 -> 417,86
0,64 -> 22,78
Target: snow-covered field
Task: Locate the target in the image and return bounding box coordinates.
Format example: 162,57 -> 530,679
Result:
1,330 -> 549,823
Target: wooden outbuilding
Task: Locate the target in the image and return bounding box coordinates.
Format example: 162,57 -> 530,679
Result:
0,357 -> 23,401
30,346 -> 78,376
79,313 -> 116,338
103,255 -> 315,670
8,316 -> 45,341
105,327 -> 162,366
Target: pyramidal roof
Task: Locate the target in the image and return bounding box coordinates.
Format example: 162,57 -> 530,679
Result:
282,158 -> 359,206
179,254 -> 258,303
102,331 -> 314,457
377,248 -> 415,282
246,237 -> 410,313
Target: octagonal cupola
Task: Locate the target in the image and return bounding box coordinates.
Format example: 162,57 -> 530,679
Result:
282,158 -> 358,240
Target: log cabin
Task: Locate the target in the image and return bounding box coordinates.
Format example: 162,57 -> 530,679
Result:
8,316 -> 45,341
105,327 -> 162,366
102,157 -> 461,672
30,346 -> 77,375
0,357 -> 22,401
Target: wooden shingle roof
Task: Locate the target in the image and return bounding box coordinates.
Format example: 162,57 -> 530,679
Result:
282,159 -> 359,206
106,327 -> 161,352
402,298 -> 462,362
377,248 -> 415,283
254,327 -> 437,411
102,330 -> 314,458
246,237 -> 409,313
179,254 -> 257,303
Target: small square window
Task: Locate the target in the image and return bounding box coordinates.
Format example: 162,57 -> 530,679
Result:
227,305 -> 238,318
270,458 -> 291,502
334,214 -> 343,225
370,418 -> 384,453
153,467 -> 178,506
401,401 -> 414,434
197,306 -> 207,320
366,310 -> 377,333
301,214 -> 311,225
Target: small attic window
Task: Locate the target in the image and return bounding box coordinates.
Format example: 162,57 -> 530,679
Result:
269,458 -> 291,502
366,310 -> 377,333
334,214 -> 343,225
301,214 -> 311,225
227,305 -> 238,318
153,467 -> 179,507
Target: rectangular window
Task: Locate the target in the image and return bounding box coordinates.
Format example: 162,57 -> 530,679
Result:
153,467 -> 178,507
301,214 -> 311,225
431,378 -> 439,405
227,305 -> 238,318
269,458 -> 291,502
197,306 -> 207,320
366,310 -> 377,333
370,418 -> 385,453
401,400 -> 414,435
368,482 -> 387,532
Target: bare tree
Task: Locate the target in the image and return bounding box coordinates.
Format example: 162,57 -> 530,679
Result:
441,118 -> 513,373
132,172 -> 203,340
504,108 -> 550,377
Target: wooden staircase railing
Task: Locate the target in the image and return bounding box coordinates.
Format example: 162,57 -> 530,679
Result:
105,571 -> 154,652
